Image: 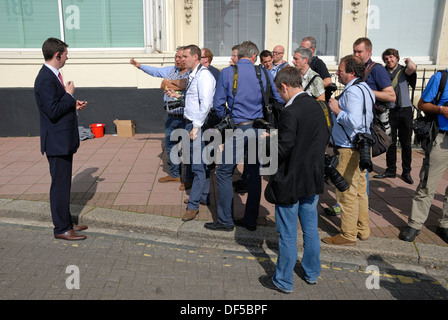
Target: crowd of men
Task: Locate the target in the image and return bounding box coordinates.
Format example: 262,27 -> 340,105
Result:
35,35 -> 448,294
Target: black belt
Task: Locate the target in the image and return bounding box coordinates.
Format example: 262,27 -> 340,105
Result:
185,118 -> 193,124
237,121 -> 254,127
169,114 -> 184,118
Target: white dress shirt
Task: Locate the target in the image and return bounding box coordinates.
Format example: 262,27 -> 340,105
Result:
184,63 -> 216,128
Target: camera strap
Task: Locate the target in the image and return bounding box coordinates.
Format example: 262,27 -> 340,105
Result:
225,65 -> 238,117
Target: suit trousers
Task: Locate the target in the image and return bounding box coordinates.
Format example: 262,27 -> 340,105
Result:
409,133 -> 448,229
47,154 -> 74,235
336,148 -> 370,241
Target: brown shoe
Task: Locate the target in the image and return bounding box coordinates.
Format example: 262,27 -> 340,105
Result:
182,209 -> 199,222
179,180 -> 193,191
54,230 -> 87,241
321,234 -> 356,246
73,224 -> 88,231
158,175 -> 181,183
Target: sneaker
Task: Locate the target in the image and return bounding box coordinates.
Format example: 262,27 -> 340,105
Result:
324,203 -> 341,216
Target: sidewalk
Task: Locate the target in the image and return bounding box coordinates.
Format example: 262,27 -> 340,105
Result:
0,134 -> 447,268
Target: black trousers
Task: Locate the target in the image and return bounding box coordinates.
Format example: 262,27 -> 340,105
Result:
47,154 -> 74,235
386,107 -> 413,175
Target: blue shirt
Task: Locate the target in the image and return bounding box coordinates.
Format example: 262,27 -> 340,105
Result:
213,59 -> 284,124
422,70 -> 448,130
332,78 -> 375,148
365,59 -> 392,92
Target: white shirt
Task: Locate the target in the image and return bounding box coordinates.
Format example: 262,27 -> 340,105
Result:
184,63 -> 216,128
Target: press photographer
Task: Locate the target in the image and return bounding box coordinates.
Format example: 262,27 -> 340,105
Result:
322,55 -> 374,247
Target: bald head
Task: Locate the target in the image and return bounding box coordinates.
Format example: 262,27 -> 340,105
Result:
272,45 -> 285,65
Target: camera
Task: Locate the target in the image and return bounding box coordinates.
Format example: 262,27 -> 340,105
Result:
165,97 -> 185,110
324,154 -> 349,192
214,114 -> 236,135
252,118 -> 274,131
353,133 -> 375,172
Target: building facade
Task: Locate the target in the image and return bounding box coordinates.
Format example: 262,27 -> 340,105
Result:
1,0 -> 447,136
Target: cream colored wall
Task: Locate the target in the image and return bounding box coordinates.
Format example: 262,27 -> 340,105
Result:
0,0 -> 446,90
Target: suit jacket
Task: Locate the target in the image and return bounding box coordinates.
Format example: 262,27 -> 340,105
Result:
34,65 -> 79,156
265,92 -> 329,205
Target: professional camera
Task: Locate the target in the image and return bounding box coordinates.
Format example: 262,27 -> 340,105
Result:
165,97 -> 185,110
213,114 -> 236,135
252,118 -> 274,131
324,154 -> 349,192
353,133 -> 375,172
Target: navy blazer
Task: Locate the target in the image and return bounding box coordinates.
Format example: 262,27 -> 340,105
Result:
265,93 -> 329,205
34,65 -> 79,156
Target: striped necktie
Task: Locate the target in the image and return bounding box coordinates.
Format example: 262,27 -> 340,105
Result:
58,72 -> 65,88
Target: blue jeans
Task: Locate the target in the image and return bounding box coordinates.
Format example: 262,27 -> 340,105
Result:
216,124 -> 261,227
273,195 -> 321,291
185,123 -> 210,210
165,115 -> 186,178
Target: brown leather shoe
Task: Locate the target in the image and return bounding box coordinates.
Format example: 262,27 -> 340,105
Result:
357,234 -> 370,241
54,230 -> 87,241
321,234 -> 356,246
182,209 -> 199,222
179,180 -> 192,191
73,224 -> 88,231
158,175 -> 181,183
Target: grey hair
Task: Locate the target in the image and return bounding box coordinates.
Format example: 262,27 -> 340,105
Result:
294,47 -> 313,61
237,41 -> 259,59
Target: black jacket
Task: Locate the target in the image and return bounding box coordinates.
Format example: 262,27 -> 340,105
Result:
265,92 -> 329,205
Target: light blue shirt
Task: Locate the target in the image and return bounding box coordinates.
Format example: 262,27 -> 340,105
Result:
332,78 -> 375,148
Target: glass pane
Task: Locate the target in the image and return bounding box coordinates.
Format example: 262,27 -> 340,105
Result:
0,0 -> 60,48
62,0 -> 144,48
292,0 -> 341,56
368,0 -> 440,58
203,0 -> 265,57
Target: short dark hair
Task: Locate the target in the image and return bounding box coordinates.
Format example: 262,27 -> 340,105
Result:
184,44 -> 201,59
42,37 -> 68,61
259,50 -> 272,60
382,48 -> 400,62
274,66 -> 303,89
353,37 -> 373,51
340,55 -> 365,79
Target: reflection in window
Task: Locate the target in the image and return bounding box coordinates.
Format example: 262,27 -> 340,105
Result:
291,0 -> 341,56
368,0 -> 440,59
203,0 -> 265,57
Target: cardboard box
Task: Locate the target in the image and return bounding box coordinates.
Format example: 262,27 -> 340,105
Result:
113,119 -> 135,137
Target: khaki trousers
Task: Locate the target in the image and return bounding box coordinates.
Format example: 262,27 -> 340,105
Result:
409,133 -> 448,229
336,148 -> 370,241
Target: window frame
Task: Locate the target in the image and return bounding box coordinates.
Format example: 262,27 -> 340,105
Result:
0,0 -> 154,52
199,0 -> 268,65
289,0 -> 343,65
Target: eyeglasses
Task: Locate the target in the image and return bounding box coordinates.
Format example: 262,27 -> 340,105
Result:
272,52 -> 283,55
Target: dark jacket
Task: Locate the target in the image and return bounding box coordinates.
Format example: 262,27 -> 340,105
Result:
34,65 -> 79,156
264,92 -> 329,205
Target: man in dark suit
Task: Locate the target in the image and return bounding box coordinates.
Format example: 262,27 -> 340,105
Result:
259,67 -> 329,293
34,38 -> 88,241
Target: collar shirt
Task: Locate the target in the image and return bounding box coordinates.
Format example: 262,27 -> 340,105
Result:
302,67 -> 325,99
139,65 -> 190,115
213,59 -> 284,124
183,64 -> 216,128
284,91 -> 306,108
331,78 -> 375,148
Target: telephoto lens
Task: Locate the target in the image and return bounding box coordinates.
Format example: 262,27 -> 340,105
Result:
324,154 -> 349,192
354,133 -> 375,172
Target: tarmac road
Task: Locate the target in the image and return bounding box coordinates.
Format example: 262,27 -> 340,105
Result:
1,217 -> 447,304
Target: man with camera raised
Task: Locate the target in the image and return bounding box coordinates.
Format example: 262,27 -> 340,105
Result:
321,55 -> 374,246
204,41 -> 283,232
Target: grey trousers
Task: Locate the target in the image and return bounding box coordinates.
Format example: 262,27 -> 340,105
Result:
409,133 -> 448,229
